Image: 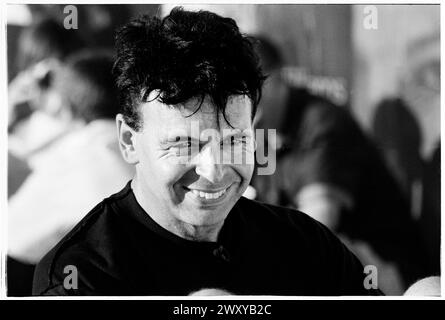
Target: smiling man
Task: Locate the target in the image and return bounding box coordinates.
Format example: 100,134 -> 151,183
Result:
121,93 -> 256,242
33,7 -> 380,296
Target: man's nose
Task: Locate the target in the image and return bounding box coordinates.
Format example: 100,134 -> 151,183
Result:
195,145 -> 224,184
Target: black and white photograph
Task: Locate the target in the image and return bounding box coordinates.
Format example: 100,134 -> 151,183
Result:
3,1 -> 442,301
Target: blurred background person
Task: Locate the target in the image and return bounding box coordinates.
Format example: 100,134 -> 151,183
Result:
8,17 -> 86,199
252,36 -> 427,295
372,33 -> 440,278
7,5 -> 157,197
8,17 -> 86,159
8,50 -> 134,296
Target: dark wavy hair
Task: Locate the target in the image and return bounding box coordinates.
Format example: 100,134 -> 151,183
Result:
113,7 -> 266,130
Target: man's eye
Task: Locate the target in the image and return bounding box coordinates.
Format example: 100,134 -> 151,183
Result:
225,137 -> 247,145
170,140 -> 195,157
177,141 -> 192,148
171,137 -> 193,149
221,138 -> 238,147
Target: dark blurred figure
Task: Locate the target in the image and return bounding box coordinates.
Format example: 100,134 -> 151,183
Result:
252,36 -> 427,294
16,17 -> 85,71
373,99 -> 423,204
373,98 -> 440,277
26,4 -> 135,49
8,50 -> 133,296
420,142 -> 440,276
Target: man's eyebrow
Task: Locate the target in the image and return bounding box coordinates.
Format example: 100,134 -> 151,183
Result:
160,129 -> 252,145
162,135 -> 196,143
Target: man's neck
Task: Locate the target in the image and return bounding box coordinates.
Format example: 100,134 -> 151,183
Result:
169,221 -> 223,242
131,178 -> 223,242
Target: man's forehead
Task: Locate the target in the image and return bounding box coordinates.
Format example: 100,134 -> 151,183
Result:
141,94 -> 253,132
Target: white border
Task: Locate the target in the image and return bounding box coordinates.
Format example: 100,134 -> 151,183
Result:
1,0 -> 8,301
1,0 -> 443,301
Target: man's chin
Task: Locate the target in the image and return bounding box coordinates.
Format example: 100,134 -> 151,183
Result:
181,200 -> 239,227
183,201 -> 235,224
174,182 -> 245,225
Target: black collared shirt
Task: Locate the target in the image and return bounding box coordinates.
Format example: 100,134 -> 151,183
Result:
33,182 -> 381,296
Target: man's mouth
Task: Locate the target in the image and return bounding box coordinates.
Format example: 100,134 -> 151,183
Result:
189,187 -> 228,200
182,185 -> 233,204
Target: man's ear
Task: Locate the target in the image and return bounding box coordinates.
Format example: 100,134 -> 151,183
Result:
116,114 -> 139,164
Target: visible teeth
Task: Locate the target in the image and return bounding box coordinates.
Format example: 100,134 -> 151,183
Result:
190,188 -> 228,200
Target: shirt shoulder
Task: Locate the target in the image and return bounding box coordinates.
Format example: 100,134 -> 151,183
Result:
236,196 -> 331,238
235,197 -> 382,295
32,183 -> 132,296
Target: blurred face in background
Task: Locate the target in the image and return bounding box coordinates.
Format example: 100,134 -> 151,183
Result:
119,93 -> 255,235
34,59 -> 67,116
8,58 -> 68,122
399,36 -> 440,158
256,69 -> 288,130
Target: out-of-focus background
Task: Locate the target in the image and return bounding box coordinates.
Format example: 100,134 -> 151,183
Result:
6,4 -> 440,296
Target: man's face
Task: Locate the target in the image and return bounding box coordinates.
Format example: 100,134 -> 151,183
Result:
131,94 -> 254,228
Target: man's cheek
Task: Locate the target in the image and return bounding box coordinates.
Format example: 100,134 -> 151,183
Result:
244,167 -> 255,187
234,164 -> 254,187
158,161 -> 191,184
